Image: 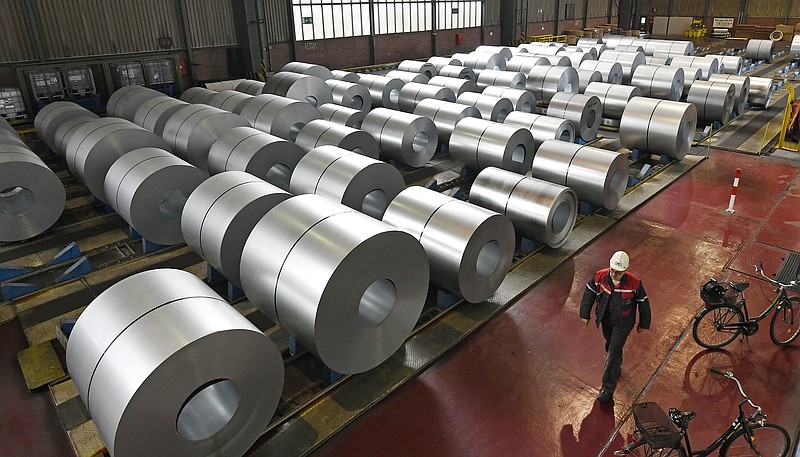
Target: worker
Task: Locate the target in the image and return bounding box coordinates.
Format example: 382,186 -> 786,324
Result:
580,251 -> 651,404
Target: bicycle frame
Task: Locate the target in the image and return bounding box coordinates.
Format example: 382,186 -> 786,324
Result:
716,287 -> 786,330
681,399 -> 760,456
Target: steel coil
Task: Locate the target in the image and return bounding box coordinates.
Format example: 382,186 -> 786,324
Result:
318,104 -> 367,128
546,92 -> 602,140
397,60 -> 437,79
427,56 -> 463,71
386,70 -> 429,84
35,102 -> 98,155
239,94 -> 322,141
235,79 -> 266,95
503,111 -> 575,149
576,69 -> 602,93
397,82 -> 456,113
64,117 -> 129,175
506,55 -> 551,74
455,92 -> 514,122
207,126 -> 303,189
281,61 -> 335,80
619,97 -> 697,160
470,167 -> 577,248
163,105 -> 250,172
382,186 -> 514,303
262,72 -> 333,107
527,46 -> 563,56
717,56 -> 743,75
331,70 -> 360,82
678,67 -> 703,99
133,97 -> 188,137
459,52 -> 507,70
533,54 -> 572,66
564,51 -> 594,68
180,87 -> 218,105
598,50 -> 646,84
646,56 -> 672,65
325,79 -> 372,110
361,108 -> 437,166
106,86 -> 163,119
526,65 -> 579,105
481,86 -> 536,112
449,117 -> 534,173
583,82 -> 642,120
532,140 -> 629,210
687,81 -> 735,124
181,171 -> 291,285
746,39 -> 774,62
66,269 -> 283,457
475,69 -> 526,89
290,145 -> 405,219
669,55 -> 719,79
207,90 -> 254,114
708,74 -> 750,114
104,147 -> 207,245
747,76 -> 773,108
641,39 -> 694,56
578,38 -> 603,47
612,45 -> 644,53
355,74 -> 405,109
475,46 -> 514,60
630,65 -> 684,101
791,36 -> 800,59
241,194 -> 429,373
437,65 -> 477,82
295,119 -> 380,158
428,75 -> 480,96
413,99 -> 481,142
579,60 -> 623,84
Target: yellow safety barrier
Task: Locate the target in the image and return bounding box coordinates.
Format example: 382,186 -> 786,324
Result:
527,34 -> 567,43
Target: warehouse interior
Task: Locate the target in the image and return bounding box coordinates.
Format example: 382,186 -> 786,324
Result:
2,0 -> 800,456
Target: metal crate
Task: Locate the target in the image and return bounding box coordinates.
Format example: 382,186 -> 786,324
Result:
27,69 -> 65,101
0,87 -> 26,120
110,62 -> 146,88
64,67 -> 97,97
145,60 -> 175,85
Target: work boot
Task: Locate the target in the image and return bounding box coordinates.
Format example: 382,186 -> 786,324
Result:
597,387 -> 613,404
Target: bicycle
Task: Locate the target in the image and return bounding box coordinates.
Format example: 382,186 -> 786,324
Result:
692,261 -> 800,349
614,369 -> 791,456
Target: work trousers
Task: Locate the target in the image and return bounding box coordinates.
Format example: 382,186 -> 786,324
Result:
600,311 -> 632,392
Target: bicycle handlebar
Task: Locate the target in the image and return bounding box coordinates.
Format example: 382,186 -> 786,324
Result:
753,262 -> 797,290
710,368 -> 762,412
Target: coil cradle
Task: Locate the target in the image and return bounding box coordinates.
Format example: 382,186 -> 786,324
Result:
207,126 -> 304,190
427,56 -> 463,72
180,86 -> 218,105
235,79 -> 266,95
207,90 -> 254,114
397,82 -> 456,113
241,194 -> 429,374
708,74 -> 751,114
482,86 -> 536,113
290,145 -> 405,219
281,61 -> 335,80
747,77 -> 774,108
630,65 -> 684,101
331,70 -> 360,82
182,171 -> 291,285
396,60 -> 437,79
546,92 -> 602,141
746,39 -> 775,62
579,60 -> 623,85
449,117 -> 535,174
475,69 -> 527,90
262,72 -> 333,107
428,75 -> 480,97
503,111 -> 575,150
239,94 -> 322,141
437,65 -> 477,82
104,148 -> 207,245
576,69 -> 602,94
678,67 -> 703,100
133,97 -> 188,137
354,74 -> 405,109
455,92 -> 515,122
35,102 -> 97,155
362,108 -> 438,167
66,269 -> 284,457
324,79 -> 373,111
382,186 -> 514,303
532,140 -> 629,210
470,167 -> 577,248
668,55 -> 719,79
598,50 -> 646,84
686,81 -> 736,124
583,82 -> 642,120
295,119 -> 380,159
413,99 -> 482,142
318,104 -> 367,128
526,65 -> 579,106
619,97 -> 697,161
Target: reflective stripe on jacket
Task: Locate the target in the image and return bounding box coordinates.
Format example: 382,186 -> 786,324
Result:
579,268 -> 651,330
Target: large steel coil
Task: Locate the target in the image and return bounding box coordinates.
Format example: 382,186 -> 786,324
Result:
646,56 -> 672,66
106,86 -> 163,119
746,39 -> 775,62
686,81 -> 735,124
180,87 -> 218,105
397,82 -> 456,113
630,65 -> 684,101
133,97 -> 188,137
428,75 -> 480,96
475,45 -> 513,60
437,65 -> 477,82
717,56 -> 743,75
619,97 -> 697,160
262,72 -> 333,107
318,104 -> 367,128
747,76 -> 773,108
413,99 -> 481,142
331,70 -> 360,82
791,36 -> 800,60
598,50 -> 646,84
66,269 -> 284,457
503,111 -> 575,149
235,79 -> 266,95
397,60 -> 437,79
241,194 -> 429,374
678,67 -> 703,99
290,145 -> 405,219
207,90 -> 253,114
527,46 -> 563,56
355,74 -> 405,109
35,102 -> 98,155
162,105 -> 250,171
104,147 -> 207,245
295,119 -> 380,159
708,74 -> 750,114
482,86 -> 536,112
324,79 -> 372,110
602,36 -> 638,49
579,60 -> 623,84
546,92 -> 602,140
612,45 -> 644,53
578,38 -> 603,47
459,52 -> 507,70
382,186 -> 514,303
532,140 -> 629,210
239,94 -> 322,141
526,65 -> 579,105
207,126 -> 303,189
669,55 -> 719,79
449,117 -> 534,173
475,69 -> 526,89
64,117 -> 128,175
584,82 -> 642,120
576,69 -> 602,94
506,55 -> 550,74
428,56 -> 463,71
470,167 -> 577,248
281,61 -> 334,80
386,70 -> 429,84
361,108 -> 438,166
641,39 -> 694,56
455,92 -> 514,122
534,55 -> 572,67
181,172 -> 291,285
564,51 -> 594,68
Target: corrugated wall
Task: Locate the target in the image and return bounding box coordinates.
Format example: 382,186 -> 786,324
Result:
265,0 -> 292,43
708,2 -> 740,17
186,0 -> 237,47
485,0 -> 501,26
747,0 -> 786,17
528,0 -> 557,22
671,0 -> 704,16
587,0 -> 609,18
790,1 -> 800,18
560,1 -> 586,20
0,0 -> 37,62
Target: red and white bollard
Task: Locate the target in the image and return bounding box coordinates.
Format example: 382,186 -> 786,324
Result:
726,168 -> 742,213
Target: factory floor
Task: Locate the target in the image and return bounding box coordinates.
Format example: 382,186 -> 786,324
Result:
3,148 -> 800,457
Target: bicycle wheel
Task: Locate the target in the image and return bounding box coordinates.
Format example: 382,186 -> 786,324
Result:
769,297 -> 800,346
692,305 -> 745,349
719,422 -> 790,456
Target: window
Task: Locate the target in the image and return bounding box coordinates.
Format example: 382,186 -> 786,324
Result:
373,0 -> 433,34
293,0 -> 371,40
564,3 -> 574,20
436,1 -> 482,29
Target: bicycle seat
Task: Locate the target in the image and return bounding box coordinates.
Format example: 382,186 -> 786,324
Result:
729,282 -> 750,293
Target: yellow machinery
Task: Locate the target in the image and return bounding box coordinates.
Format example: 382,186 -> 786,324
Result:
685,19 -> 707,38
778,81 -> 798,151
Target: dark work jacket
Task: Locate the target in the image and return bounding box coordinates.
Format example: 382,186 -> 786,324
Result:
579,268 -> 652,331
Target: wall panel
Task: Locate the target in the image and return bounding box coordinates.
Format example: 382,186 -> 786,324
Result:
0,0 -> 36,62
671,0 -> 704,16
527,0 -> 556,22
587,0 -> 609,18
747,0 -> 786,18
708,2 -> 740,17
265,0 -> 292,43
485,0 -> 501,26
186,0 -> 237,47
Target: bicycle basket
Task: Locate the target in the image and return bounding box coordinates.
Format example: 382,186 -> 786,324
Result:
632,402 -> 682,449
700,279 -> 735,308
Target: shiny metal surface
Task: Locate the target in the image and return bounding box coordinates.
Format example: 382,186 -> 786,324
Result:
646,56 -> 672,65
460,52 -> 507,71
449,117 -> 534,173
612,45 -> 644,53
597,50 -> 645,84
105,86 -> 142,117
64,117 -> 130,176
475,69 -> 526,89
66,269 -> 284,457
534,54 -> 572,66
262,72 -> 333,107
207,126 -> 303,190
133,96 -> 188,137
791,36 -> 800,60
526,65 -> 579,105
281,61 -> 335,80
361,108 -> 437,166
427,56 -> 462,72
481,86 -> 536,112
583,82 -> 642,120
678,67 -> 703,99
455,92 -> 514,122
630,64 -> 684,101
325,79 -> 372,111
546,92 -> 602,140
397,60 -> 436,79
619,97 -> 697,160
106,86 -> 161,119
290,145 -> 405,219
428,75 -> 479,97
386,70 -> 429,84
240,194 -> 429,374
745,39 -> 774,62
564,51 -> 593,68
470,167 -> 577,248
354,74 -> 405,109
295,119 -> 380,159
235,79 -> 266,95
207,90 -> 254,114
747,76 -> 774,108
531,140 -> 629,209
437,65 -> 476,82
640,39 -> 694,56
239,94 -> 322,141
686,80 -> 735,124
182,171 -> 290,285
668,55 -> 719,79
104,147 -> 207,245
708,74 -> 750,114
35,102 -> 98,155
382,186 -> 514,303
579,60 -> 623,84
180,86 -> 218,104
576,69 -> 602,93
506,55 -> 550,74
503,111 -> 575,149
717,56 -> 743,75
318,104 -> 367,128
331,70 -> 360,82
397,82 -> 456,113
475,45 -> 513,60
163,105 -> 250,172
413,99 -> 481,142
